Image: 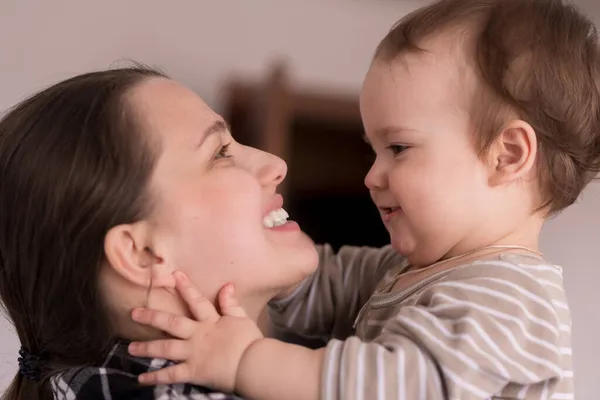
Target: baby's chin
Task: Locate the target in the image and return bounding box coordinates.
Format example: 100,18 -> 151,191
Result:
390,232 -> 415,257
390,237 -> 433,267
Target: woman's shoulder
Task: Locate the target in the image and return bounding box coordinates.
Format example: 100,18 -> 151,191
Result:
51,342 -> 243,400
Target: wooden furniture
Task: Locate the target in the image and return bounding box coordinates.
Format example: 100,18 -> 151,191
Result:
222,61 -> 389,251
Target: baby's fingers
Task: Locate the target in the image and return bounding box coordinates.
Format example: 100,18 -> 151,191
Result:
218,284 -> 247,318
138,363 -> 191,386
173,271 -> 220,322
128,339 -> 189,361
131,308 -> 195,339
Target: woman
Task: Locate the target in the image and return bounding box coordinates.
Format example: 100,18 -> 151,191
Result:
0,66 -> 319,399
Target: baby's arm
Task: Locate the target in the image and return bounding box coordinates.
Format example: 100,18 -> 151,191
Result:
130,260 -> 565,399
268,244 -> 406,341
235,261 -> 565,400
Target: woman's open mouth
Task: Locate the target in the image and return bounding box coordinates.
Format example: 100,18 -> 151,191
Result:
263,208 -> 289,228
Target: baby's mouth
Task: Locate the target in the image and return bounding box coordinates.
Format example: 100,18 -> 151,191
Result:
379,206 -> 403,221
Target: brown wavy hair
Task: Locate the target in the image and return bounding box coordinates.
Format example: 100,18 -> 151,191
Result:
0,66 -> 165,400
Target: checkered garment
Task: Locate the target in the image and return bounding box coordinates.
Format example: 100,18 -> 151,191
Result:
50,341 -> 244,400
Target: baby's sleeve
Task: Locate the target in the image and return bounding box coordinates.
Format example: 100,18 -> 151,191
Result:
268,244 -> 405,341
319,260 -> 566,399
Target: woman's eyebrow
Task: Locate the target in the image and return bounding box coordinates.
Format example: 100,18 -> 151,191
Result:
198,119 -> 230,147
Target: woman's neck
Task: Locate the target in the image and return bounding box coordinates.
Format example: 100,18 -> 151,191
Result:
101,265 -> 273,341
121,286 -> 270,341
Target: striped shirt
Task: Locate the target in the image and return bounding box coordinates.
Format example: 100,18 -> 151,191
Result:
268,245 -> 573,400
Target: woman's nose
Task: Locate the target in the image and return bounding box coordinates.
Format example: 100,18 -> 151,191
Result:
254,149 -> 287,187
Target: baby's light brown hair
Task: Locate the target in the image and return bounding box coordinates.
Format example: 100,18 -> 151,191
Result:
376,0 -> 600,214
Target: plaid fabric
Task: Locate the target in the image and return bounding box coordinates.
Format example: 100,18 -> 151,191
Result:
50,341 -> 243,400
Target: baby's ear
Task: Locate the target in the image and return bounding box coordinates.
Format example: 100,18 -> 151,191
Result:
487,118 -> 537,186
104,222 -> 175,289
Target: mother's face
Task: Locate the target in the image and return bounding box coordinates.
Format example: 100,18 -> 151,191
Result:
131,78 -> 318,303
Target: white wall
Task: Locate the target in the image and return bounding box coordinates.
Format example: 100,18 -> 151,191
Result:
0,0 -> 598,397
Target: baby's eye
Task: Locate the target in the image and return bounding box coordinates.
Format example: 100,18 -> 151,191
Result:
387,144 -> 408,156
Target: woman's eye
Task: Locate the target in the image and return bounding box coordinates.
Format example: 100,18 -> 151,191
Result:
214,143 -> 232,159
387,144 -> 408,156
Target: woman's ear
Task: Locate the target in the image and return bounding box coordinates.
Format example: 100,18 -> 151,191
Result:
104,223 -> 176,289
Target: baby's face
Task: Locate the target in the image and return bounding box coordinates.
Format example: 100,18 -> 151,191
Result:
360,41 -> 498,266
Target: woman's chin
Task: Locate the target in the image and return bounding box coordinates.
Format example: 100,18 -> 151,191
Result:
277,245 -> 319,292
296,241 -> 320,275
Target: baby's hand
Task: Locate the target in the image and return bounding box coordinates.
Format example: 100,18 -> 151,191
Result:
128,271 -> 263,393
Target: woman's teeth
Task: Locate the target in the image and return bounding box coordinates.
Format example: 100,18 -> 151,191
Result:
263,208 -> 289,228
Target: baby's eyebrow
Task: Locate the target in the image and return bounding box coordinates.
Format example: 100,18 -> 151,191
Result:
374,125 -> 416,137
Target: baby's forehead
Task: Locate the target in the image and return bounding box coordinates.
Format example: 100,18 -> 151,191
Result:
361,53 -> 477,141
366,42 -> 479,110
